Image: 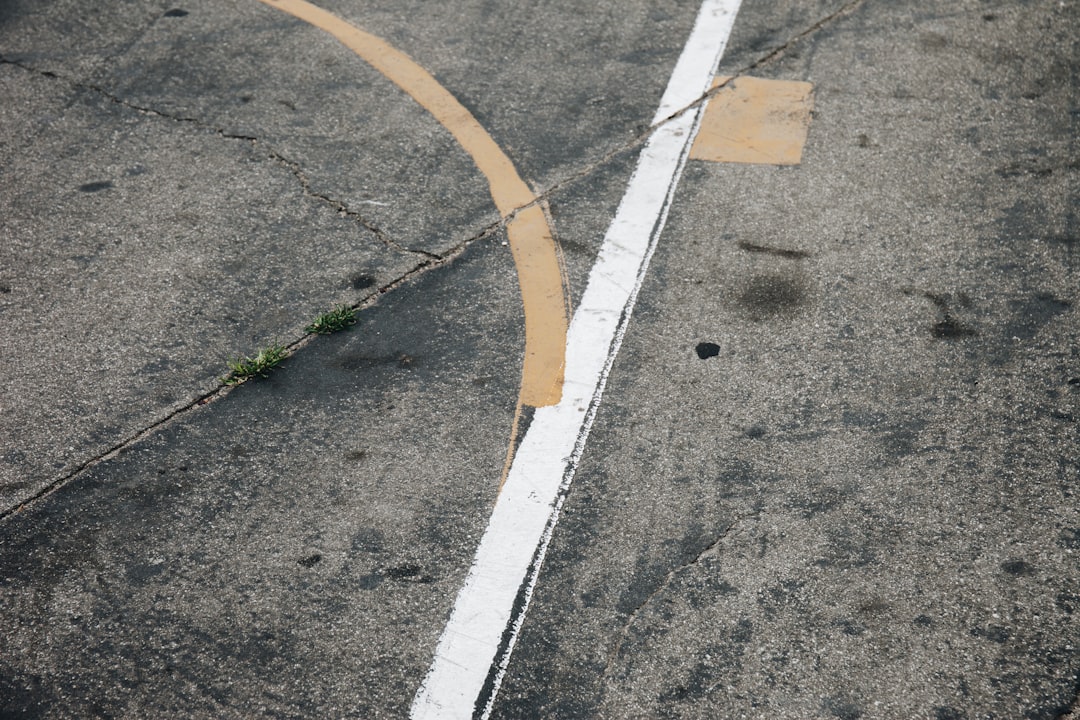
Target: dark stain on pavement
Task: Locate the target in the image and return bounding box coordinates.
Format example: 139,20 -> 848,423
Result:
841,408 -> 887,428
993,198 -> 1080,255
351,527 -> 384,553
1001,559 -> 1036,576
715,460 -> 782,500
493,635 -> 603,720
126,560 -> 167,584
0,670 -> 54,719
834,618 -> 866,636
657,621 -> 752,705
350,272 -> 377,290
1046,233 -> 1078,248
743,240 -> 812,260
298,553 -> 322,568
744,424 -> 766,439
616,553 -> 672,617
737,273 -> 809,319
1059,529 -> 1080,550
881,417 -> 927,458
358,572 -> 382,590
78,180 -> 113,193
996,199 -> 1041,244
357,563 -> 433,589
737,240 -> 810,260
858,598 -> 891,617
995,160 -> 1057,179
1057,592 -> 1079,615
971,625 -> 1011,643
918,291 -> 977,339
787,484 -> 847,519
932,316 -> 977,339
1004,293 -> 1071,342
383,563 -> 434,583
685,572 -> 737,610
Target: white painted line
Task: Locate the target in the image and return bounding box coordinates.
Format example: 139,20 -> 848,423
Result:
410,1 -> 743,717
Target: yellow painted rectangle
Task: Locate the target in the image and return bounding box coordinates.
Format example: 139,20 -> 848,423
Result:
690,75 -> 814,165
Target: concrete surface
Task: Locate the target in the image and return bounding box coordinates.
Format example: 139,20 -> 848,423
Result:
1,0 -> 1077,717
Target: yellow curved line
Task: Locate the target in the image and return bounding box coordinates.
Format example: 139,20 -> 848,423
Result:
256,0 -> 568,408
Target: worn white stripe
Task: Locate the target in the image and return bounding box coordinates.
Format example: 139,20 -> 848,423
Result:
410,1 -> 743,717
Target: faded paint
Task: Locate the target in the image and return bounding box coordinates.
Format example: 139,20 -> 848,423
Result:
691,75 -> 814,165
412,1 -> 745,716
255,0 -> 568,408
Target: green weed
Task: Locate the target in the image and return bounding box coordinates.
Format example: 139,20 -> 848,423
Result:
222,344 -> 287,385
306,305 -> 357,335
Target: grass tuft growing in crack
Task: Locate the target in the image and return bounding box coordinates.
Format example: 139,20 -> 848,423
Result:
305,305 -> 356,335
222,344 -> 287,385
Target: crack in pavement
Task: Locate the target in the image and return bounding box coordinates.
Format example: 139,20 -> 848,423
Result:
0,54 -> 500,520
0,55 -> 434,259
601,509 -> 763,681
2,0 -> 864,282
0,213 -> 501,523
262,148 -> 441,260
0,1 -> 866,519
742,0 -> 866,74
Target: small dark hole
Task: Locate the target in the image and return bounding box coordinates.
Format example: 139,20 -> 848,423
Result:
695,342 -> 721,359
164,8 -> 189,17
298,553 -> 322,568
78,181 -> 113,193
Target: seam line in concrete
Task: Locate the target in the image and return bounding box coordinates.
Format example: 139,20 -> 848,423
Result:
0,0 -> 869,523
0,216 -> 500,522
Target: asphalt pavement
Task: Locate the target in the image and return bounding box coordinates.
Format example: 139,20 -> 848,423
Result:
1,0 -> 1077,718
